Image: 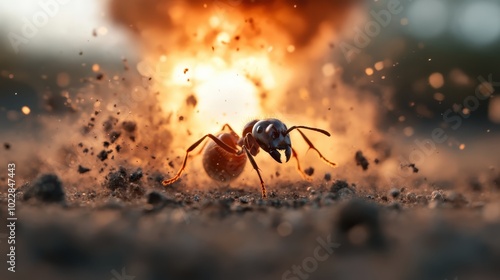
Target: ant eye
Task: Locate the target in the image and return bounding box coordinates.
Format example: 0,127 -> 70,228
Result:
256,126 -> 263,133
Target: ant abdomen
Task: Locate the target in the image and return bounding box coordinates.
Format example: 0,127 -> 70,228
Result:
202,132 -> 247,182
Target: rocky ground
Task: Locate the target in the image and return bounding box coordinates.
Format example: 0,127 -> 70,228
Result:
1,171 -> 499,280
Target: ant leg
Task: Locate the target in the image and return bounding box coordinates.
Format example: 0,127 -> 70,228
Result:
242,145 -> 267,198
221,123 -> 237,134
243,133 -> 260,156
191,124 -> 239,157
294,128 -> 337,168
291,147 -> 311,180
190,140 -> 208,157
162,134 -> 239,186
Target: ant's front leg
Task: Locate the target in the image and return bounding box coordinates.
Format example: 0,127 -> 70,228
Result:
239,133 -> 266,198
291,147 -> 311,180
287,127 -> 337,168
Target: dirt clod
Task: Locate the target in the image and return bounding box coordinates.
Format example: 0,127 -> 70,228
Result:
355,150 -> 369,171
24,174 -> 65,203
97,150 -> 110,161
389,188 -> 400,198
105,167 -> 128,191
129,168 -> 143,182
331,180 -> 349,193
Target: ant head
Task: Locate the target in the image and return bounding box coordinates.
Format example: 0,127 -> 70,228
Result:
252,118 -> 291,163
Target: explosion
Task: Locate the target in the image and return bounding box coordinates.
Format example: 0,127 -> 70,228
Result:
106,0 -> 392,186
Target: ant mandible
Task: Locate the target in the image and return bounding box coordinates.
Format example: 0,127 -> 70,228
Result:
162,118 -> 336,198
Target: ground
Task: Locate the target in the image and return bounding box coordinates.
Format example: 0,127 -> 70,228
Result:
1,173 -> 499,280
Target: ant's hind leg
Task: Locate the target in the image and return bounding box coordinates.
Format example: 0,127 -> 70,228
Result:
162,134 -> 239,186
191,123 -> 236,157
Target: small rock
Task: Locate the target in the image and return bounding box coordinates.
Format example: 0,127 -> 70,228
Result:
24,174 -> 65,203
105,167 -> 128,191
147,191 -> 165,205
304,167 -> 314,176
338,188 -> 355,200
129,168 -> 143,182
431,190 -> 444,202
324,173 -> 331,181
331,180 -> 349,192
406,192 -> 417,203
97,150 -> 110,161
389,188 -> 400,199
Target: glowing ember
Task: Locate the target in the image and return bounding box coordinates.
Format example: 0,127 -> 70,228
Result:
21,106 -> 31,115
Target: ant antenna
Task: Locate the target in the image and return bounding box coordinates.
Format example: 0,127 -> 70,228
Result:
285,126 -> 331,137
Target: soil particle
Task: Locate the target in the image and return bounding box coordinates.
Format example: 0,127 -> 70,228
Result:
403,163 -> 419,173
324,173 -> 331,181
331,180 -> 356,200
103,116 -> 118,133
431,190 -> 444,202
105,167 -> 128,191
97,150 -> 111,161
77,165 -> 91,174
186,95 -> 197,107
406,192 -> 417,203
331,180 -> 349,192
147,191 -> 165,205
129,168 -> 143,182
24,174 -> 65,203
122,121 -> 137,133
304,167 -> 314,176
389,188 -> 400,199
355,150 -> 369,171
109,131 -> 121,143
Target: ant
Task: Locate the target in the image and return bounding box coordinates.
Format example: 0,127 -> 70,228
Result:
162,118 -> 336,198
